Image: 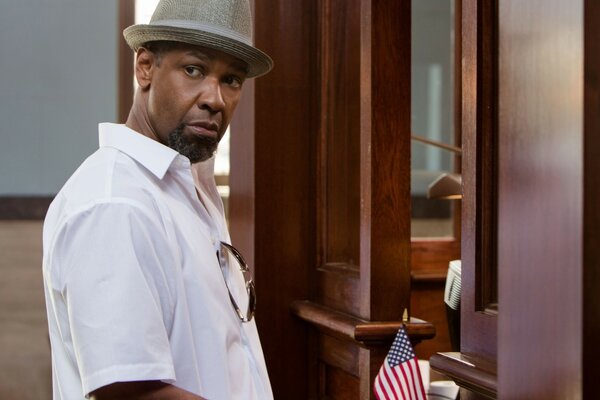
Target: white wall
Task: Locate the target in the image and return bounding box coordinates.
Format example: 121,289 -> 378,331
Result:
0,0 -> 118,195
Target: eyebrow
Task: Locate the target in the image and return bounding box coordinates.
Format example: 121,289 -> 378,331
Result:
184,50 -> 249,75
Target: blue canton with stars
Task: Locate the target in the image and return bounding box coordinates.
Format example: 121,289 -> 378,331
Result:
387,328 -> 416,367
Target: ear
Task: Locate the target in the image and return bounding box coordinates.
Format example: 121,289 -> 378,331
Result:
134,48 -> 156,90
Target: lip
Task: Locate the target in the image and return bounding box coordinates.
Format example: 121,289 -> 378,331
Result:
186,121 -> 219,139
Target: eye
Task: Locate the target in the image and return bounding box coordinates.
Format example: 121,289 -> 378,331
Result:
224,75 -> 243,88
184,66 -> 203,78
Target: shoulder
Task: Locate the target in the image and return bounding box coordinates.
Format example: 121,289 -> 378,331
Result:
43,148 -> 169,261
47,148 -> 165,226
43,197 -> 171,292
59,147 -> 162,206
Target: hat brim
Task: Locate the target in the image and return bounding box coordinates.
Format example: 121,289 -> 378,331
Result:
123,24 -> 273,78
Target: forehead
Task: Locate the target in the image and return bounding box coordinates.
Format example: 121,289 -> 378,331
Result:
165,43 -> 248,74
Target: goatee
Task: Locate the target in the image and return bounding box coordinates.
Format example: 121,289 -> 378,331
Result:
168,124 -> 218,163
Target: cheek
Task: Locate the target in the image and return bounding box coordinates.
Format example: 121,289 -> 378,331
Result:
148,85 -> 189,132
223,95 -> 242,123
147,93 -> 173,136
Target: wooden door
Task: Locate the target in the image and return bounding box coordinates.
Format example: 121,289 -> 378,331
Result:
497,1 -> 590,398
431,1 -> 600,398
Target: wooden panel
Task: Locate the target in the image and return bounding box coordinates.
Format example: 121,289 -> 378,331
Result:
360,0 -> 412,321
583,2 -> 600,397
316,0 -> 412,321
314,0 -> 413,397
411,282 -> 451,360
411,239 -> 460,272
319,334 -> 360,377
460,0 -> 498,360
251,0 -> 318,398
229,79 -> 255,269
318,0 -> 361,268
497,1 -> 583,398
323,364 -> 360,399
410,239 -> 454,360
317,265 -> 361,316
476,0 -> 499,310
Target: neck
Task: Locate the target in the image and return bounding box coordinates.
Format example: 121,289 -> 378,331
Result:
125,87 -> 163,143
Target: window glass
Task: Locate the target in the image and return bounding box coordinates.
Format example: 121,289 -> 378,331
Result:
411,0 -> 457,238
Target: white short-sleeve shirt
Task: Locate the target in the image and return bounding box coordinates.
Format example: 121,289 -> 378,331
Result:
42,123 -> 273,399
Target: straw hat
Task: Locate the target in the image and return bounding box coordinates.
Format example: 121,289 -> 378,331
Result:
123,0 -> 273,78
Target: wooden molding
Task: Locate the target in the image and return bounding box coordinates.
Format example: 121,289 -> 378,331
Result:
584,2 -> 600,397
411,238 -> 460,272
411,269 -> 447,284
291,300 -> 435,347
461,0 -> 498,360
0,196 -> 53,220
430,352 -> 497,399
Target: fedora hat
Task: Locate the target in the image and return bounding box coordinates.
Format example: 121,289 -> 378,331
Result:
123,0 -> 273,78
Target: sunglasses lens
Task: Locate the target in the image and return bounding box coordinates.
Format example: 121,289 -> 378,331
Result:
219,243 -> 254,321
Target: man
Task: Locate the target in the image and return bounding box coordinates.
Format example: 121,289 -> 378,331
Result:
42,1 -> 273,399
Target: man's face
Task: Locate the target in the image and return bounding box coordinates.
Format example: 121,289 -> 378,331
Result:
142,44 -> 248,163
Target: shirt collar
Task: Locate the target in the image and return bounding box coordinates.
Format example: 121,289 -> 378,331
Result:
98,123 -> 182,179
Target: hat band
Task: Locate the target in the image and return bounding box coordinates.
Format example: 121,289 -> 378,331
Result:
150,19 -> 253,46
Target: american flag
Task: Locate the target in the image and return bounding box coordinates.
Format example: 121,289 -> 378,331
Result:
373,327 -> 426,400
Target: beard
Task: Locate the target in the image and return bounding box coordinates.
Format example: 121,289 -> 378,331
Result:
167,124 -> 219,163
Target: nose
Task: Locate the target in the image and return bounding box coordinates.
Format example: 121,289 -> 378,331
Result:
197,76 -> 226,114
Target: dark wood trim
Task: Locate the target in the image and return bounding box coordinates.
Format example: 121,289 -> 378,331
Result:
291,300 -> 435,347
476,0 -> 499,311
316,0 -> 363,317
317,265 -> 361,316
453,0 -> 463,243
430,352 -> 497,399
229,0 -> 255,268
0,196 -> 53,220
118,0 -> 135,123
411,269 -> 447,284
461,0 -> 498,360
411,238 -> 460,272
229,77 -> 255,269
364,0 -> 412,321
251,0 -> 318,397
584,1 -> 600,396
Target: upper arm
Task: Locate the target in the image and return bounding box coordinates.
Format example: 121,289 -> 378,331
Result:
89,380 -> 168,400
49,201 -> 178,396
90,381 -> 206,400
